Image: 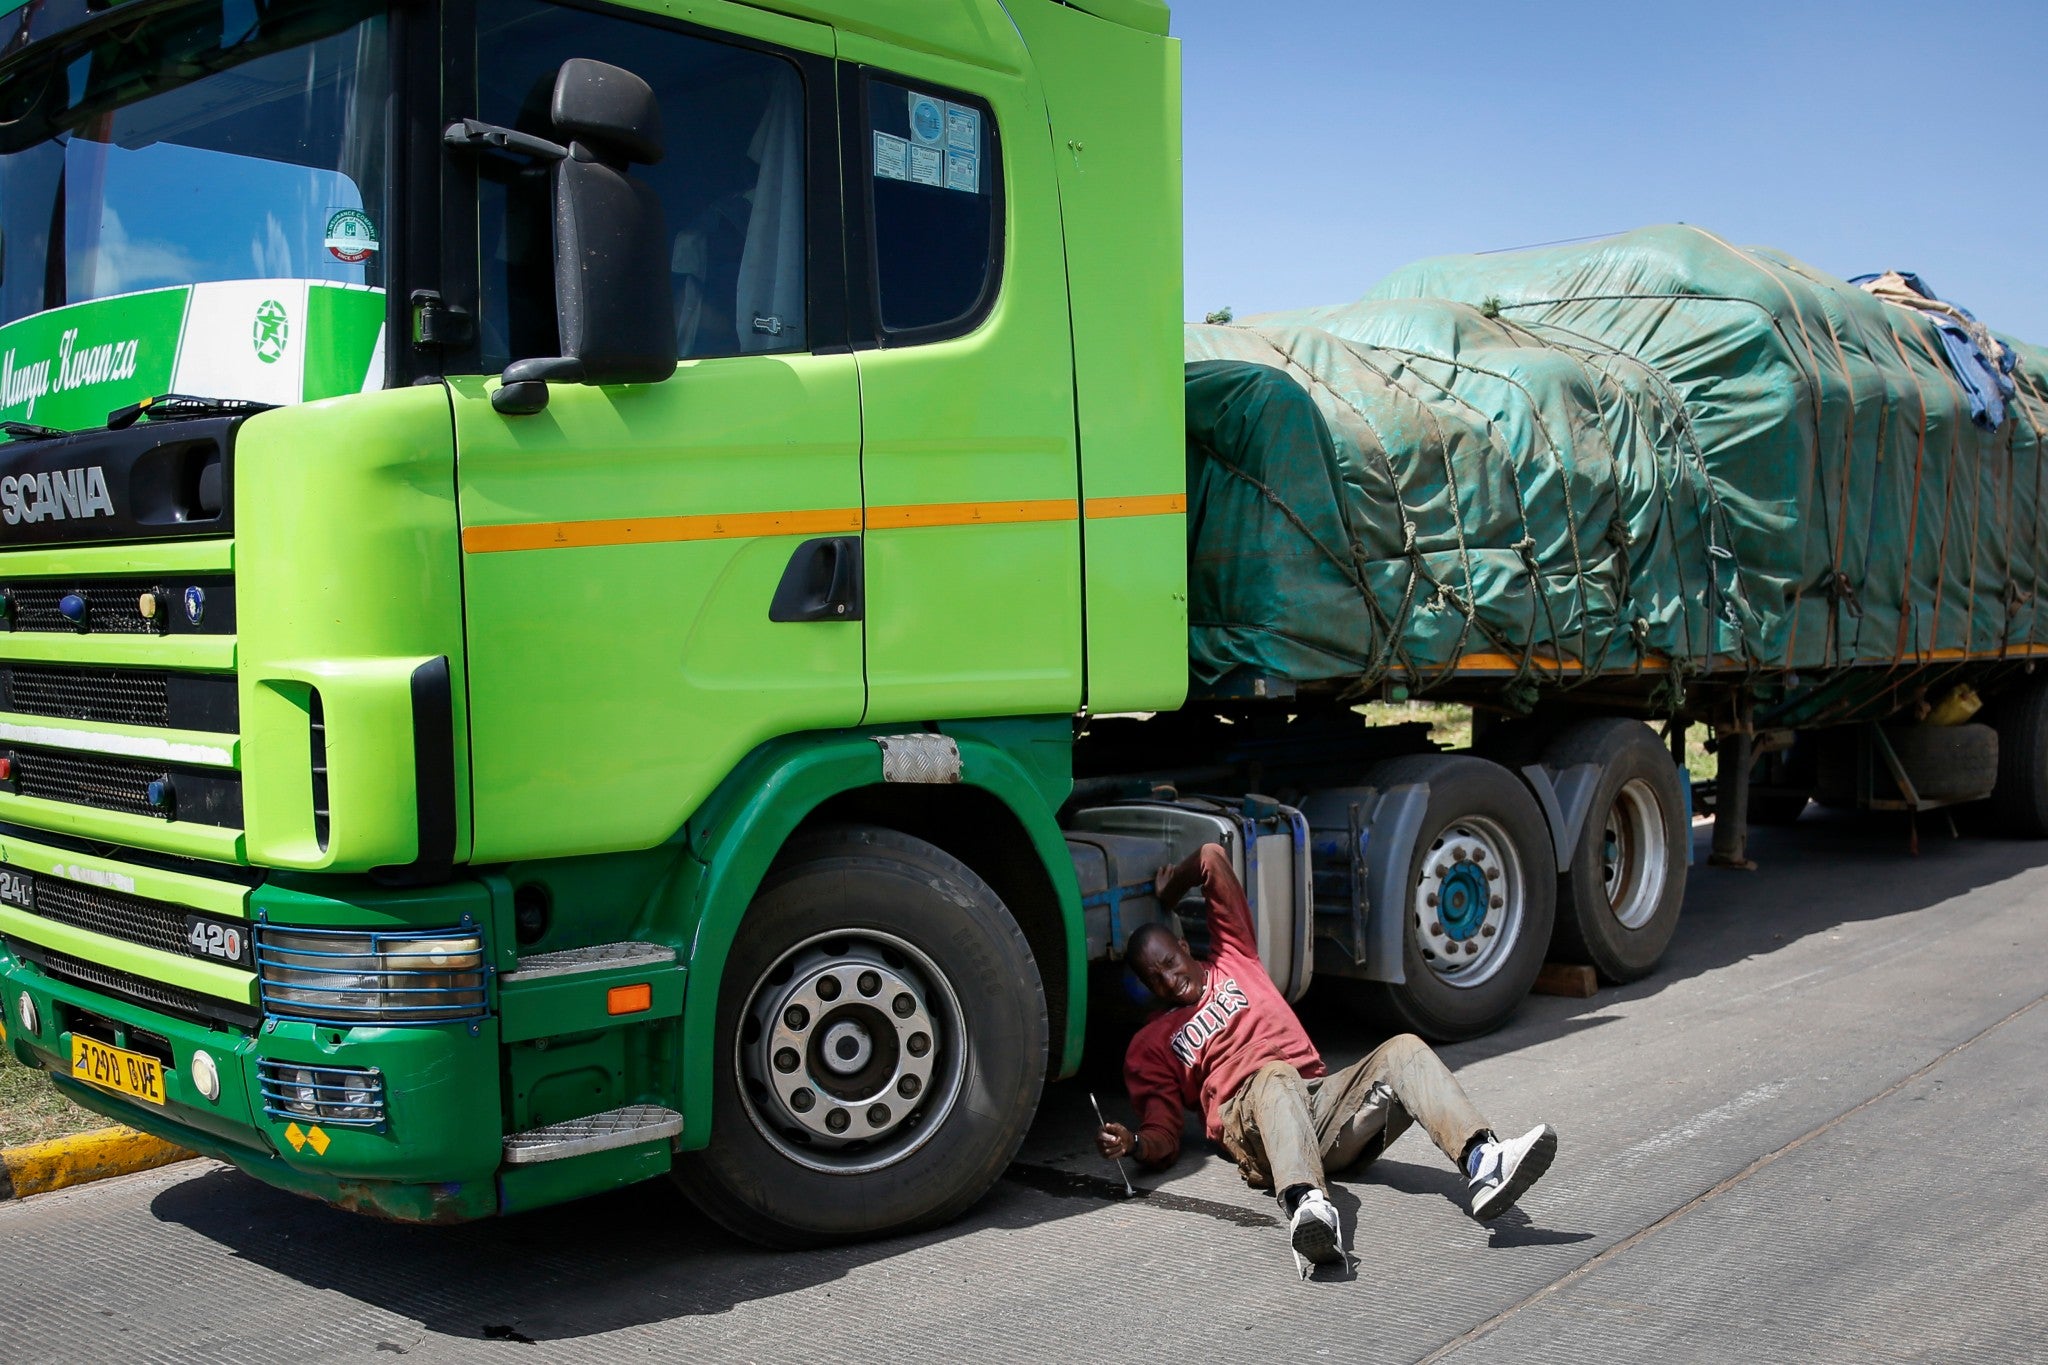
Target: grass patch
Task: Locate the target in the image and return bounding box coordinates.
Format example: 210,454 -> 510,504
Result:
0,1039 -> 99,1148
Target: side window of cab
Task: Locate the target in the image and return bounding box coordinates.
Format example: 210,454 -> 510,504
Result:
857,73 -> 1003,342
475,0 -> 814,372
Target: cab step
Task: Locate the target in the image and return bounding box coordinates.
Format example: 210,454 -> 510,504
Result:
503,941 -> 674,981
503,1104 -> 683,1165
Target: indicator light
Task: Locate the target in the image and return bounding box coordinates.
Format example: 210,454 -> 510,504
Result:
138,592 -> 159,620
191,1049 -> 221,1103
15,991 -> 36,1037
0,756 -> 13,782
146,777 -> 175,812
607,983 -> 653,1016
58,592 -> 86,624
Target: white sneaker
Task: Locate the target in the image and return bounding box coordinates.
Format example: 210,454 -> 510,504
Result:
1288,1187 -> 1344,1276
1467,1123 -> 1557,1221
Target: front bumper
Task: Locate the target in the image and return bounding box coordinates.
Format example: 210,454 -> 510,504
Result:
0,870 -> 506,1223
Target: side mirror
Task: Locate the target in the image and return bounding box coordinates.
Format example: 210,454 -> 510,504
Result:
487,59 -> 678,415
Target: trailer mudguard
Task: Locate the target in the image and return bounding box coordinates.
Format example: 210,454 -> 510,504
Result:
1360,783 -> 1430,985
667,727 -> 1085,1150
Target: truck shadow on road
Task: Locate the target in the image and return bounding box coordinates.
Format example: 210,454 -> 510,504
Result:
145,809 -> 2048,1343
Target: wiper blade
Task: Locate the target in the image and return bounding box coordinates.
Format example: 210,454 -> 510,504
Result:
107,394 -> 277,430
1,421 -> 70,442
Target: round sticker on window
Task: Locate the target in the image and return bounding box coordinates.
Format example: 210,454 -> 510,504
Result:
909,92 -> 945,146
324,208 -> 379,264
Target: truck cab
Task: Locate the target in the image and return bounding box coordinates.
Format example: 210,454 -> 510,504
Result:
0,0 -> 1192,1238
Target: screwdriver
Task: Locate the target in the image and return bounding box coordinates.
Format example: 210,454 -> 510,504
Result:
1088,1090 -> 1137,1198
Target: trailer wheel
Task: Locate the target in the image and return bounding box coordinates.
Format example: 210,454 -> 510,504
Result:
1368,754 -> 1556,1041
1542,719 -> 1688,983
1990,679 -> 2048,836
672,823 -> 1047,1247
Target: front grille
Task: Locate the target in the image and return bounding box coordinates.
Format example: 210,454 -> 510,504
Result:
256,1060 -> 388,1131
23,873 -> 249,965
0,664 -> 240,732
5,666 -> 167,725
10,941 -> 256,1029
7,583 -> 154,633
10,746 -> 244,827
0,575 -> 236,636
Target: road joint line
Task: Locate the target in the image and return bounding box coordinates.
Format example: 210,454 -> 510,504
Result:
1414,987 -> 2048,1364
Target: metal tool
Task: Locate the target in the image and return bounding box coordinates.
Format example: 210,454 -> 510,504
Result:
1088,1090 -> 1137,1198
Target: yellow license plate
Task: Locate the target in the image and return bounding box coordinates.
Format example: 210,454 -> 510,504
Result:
70,1035 -> 166,1106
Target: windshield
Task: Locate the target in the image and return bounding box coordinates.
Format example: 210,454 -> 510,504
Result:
0,0 -> 389,323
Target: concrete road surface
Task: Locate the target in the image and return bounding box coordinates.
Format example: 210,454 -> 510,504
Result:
4,812 -> 2046,1363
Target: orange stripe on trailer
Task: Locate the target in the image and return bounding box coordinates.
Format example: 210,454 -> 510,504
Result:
1083,493 -> 1187,519
462,507 -> 861,554
864,498 -> 1079,529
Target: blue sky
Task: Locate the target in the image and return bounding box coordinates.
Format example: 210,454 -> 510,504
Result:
1178,0 -> 2048,342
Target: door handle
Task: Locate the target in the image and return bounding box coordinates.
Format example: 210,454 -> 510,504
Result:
769,536 -> 864,622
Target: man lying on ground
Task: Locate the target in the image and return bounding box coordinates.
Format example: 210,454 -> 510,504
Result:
1095,844 -> 1557,1275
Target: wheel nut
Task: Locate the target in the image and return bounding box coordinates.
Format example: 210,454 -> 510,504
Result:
826,1108 -> 850,1134
1491,895 -> 1504,908
867,1104 -> 891,1127
1486,866 -> 1500,881
857,970 -> 881,997
790,1088 -> 816,1112
1472,848 -> 1486,861
1426,892 -> 1439,907
817,975 -> 842,1001
1431,921 -> 1444,936
1452,846 -> 1467,860
898,1074 -> 922,1099
1482,924 -> 1498,937
907,1032 -> 931,1058
783,1004 -> 809,1030
1464,941 -> 1479,954
892,993 -> 916,1018
774,1047 -> 800,1073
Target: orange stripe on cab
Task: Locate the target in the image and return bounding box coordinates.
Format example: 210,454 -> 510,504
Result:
1084,493 -> 1186,519
864,498 -> 1078,530
462,507 -> 861,554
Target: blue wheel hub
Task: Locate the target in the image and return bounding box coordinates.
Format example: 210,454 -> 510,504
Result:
1437,862 -> 1489,941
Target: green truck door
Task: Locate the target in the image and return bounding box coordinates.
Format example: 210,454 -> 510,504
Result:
840,36 -> 1084,724
452,1 -> 862,862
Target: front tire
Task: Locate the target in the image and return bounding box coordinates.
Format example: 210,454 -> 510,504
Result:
1367,754 -> 1556,1042
671,824 -> 1047,1247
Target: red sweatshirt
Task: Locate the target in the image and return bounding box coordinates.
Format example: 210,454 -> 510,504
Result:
1124,845 -> 1324,1165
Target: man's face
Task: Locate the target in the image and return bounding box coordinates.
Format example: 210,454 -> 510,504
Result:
1132,933 -> 1204,1008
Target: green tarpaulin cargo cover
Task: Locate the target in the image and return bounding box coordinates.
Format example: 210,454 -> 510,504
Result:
1184,224 -> 2048,714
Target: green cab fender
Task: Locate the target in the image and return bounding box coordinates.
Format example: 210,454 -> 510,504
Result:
667,728 -> 1086,1151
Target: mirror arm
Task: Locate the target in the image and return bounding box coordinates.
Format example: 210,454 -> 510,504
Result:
443,118 -> 568,164
491,357 -> 587,417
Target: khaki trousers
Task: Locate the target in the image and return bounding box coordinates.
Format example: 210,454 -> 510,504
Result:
1217,1033 -> 1490,1192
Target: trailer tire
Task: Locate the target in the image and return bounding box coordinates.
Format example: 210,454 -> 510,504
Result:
1542,719 -> 1687,983
1366,754 -> 1556,1042
672,823 -> 1047,1247
1991,680 -> 2048,836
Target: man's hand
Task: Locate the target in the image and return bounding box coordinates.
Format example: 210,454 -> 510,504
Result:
1097,1121 -> 1137,1161
1154,847 -> 1209,908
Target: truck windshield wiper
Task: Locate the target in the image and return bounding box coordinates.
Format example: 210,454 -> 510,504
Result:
107,394 -> 278,431
0,421 -> 70,442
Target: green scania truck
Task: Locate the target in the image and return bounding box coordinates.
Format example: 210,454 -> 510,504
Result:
4,0 -> 2046,1246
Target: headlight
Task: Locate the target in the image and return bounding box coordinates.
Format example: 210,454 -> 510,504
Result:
255,927 -> 488,1026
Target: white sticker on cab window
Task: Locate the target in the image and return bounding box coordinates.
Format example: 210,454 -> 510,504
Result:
946,104 -> 979,152
908,92 -> 946,146
945,148 -> 979,194
874,132 -> 909,181
909,144 -> 944,187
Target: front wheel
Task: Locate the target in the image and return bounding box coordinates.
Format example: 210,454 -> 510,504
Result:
1366,754 -> 1557,1042
671,824 -> 1047,1247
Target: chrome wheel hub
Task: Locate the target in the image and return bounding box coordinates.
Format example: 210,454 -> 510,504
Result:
738,930 -> 965,1174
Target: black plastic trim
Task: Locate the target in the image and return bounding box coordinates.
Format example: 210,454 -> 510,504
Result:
373,657 -> 456,886
0,418 -> 239,547
769,536 -> 864,622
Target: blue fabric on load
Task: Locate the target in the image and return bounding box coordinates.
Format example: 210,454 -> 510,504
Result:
1850,271 -> 2018,429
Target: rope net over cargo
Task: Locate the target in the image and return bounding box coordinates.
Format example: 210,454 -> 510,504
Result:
1183,224 -> 2048,713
